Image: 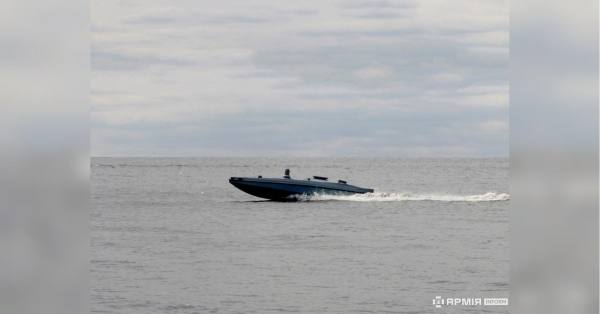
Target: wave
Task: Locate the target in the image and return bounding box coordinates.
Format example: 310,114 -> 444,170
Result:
295,192 -> 509,202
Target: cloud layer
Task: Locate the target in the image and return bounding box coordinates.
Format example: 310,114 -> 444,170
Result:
91,0 -> 508,156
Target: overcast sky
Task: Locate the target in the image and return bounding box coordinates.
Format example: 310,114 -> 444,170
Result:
91,0 -> 508,157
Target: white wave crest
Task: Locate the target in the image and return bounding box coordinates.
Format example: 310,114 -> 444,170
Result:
295,192 -> 509,202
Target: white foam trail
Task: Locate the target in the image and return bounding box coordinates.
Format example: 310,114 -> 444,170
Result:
296,192 -> 509,202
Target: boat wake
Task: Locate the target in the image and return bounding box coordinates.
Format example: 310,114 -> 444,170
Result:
295,192 -> 509,202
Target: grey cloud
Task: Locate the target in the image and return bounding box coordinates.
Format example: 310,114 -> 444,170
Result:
195,7 -> 318,24
193,12 -> 289,24
253,40 -> 507,89
92,108 -> 507,157
274,8 -> 319,16
338,0 -> 418,20
345,12 -> 415,19
121,7 -> 184,24
340,0 -> 418,9
90,22 -> 123,33
202,15 -> 276,24
125,15 -> 179,24
91,89 -> 128,95
356,28 -> 424,37
297,28 -> 424,38
121,8 -> 284,25
91,0 -> 508,156
289,9 -> 319,15
437,25 -> 509,36
91,51 -> 193,71
0,35 -> 39,65
299,26 -> 505,39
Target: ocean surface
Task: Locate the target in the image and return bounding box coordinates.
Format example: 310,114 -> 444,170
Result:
91,158 -> 509,313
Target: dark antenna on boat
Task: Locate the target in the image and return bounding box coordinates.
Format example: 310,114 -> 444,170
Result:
283,169 -> 291,179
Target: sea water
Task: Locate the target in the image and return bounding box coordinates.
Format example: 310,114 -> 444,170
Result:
91,157 -> 509,313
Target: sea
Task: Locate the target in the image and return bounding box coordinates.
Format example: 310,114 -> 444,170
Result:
91,157 -> 509,313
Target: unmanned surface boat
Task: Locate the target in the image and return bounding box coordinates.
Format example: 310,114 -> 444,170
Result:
229,169 -> 374,201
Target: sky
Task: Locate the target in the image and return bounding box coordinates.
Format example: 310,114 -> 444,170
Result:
91,0 -> 508,157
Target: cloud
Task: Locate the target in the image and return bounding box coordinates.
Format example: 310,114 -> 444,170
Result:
91,0 -> 508,156
478,120 -> 509,132
338,0 -> 418,19
121,7 -> 184,24
339,0 -> 418,9
297,27 -> 425,38
345,12 -> 415,19
431,72 -> 464,82
199,14 -> 280,24
92,104 -> 508,157
91,51 -> 193,71
90,22 -> 123,33
276,9 -> 319,16
354,67 -> 393,80
253,39 -> 506,92
120,6 -> 291,25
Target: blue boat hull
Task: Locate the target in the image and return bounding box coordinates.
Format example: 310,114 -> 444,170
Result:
229,176 -> 373,201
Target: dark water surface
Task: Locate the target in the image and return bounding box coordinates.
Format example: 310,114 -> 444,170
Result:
91,158 -> 509,313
